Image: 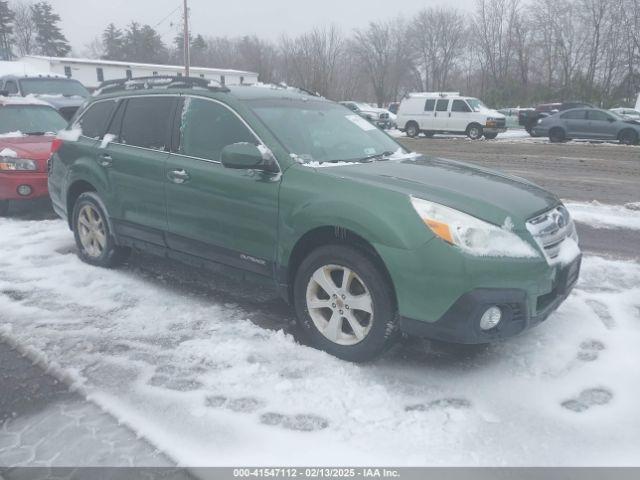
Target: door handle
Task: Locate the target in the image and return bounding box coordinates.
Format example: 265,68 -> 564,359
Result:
168,169 -> 190,184
97,154 -> 113,167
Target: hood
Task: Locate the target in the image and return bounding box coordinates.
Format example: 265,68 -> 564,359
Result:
0,136 -> 55,170
315,155 -> 559,229
479,107 -> 505,119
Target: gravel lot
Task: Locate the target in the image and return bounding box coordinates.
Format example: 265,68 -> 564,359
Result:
398,135 -> 640,205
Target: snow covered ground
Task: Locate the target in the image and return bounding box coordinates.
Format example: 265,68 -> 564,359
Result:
0,203 -> 639,467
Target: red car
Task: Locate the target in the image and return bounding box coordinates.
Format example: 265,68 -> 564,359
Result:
0,96 -> 67,216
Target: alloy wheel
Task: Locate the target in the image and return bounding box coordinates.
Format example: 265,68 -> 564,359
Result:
305,264 -> 374,346
77,204 -> 107,258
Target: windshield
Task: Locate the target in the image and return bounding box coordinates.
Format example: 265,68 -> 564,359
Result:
0,105 -> 68,135
20,79 -> 90,98
248,99 -> 406,164
466,98 -> 488,112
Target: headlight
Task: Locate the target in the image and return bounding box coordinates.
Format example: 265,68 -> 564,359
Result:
410,197 -> 539,258
0,158 -> 38,171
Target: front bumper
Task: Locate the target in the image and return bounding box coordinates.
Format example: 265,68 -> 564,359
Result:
399,255 -> 581,343
532,126 -> 548,137
0,172 -> 49,201
484,127 -> 507,134
376,235 -> 581,344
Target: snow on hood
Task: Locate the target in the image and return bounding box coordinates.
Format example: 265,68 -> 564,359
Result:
0,147 -> 18,158
0,94 -> 50,107
0,131 -> 25,138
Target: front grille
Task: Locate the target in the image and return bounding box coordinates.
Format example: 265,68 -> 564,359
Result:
496,118 -> 506,128
379,113 -> 389,120
526,206 -> 577,263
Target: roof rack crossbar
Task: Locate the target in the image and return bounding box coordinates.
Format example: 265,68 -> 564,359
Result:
96,75 -> 230,95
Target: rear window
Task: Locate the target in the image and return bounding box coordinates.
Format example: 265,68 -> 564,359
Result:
120,97 -> 176,150
77,100 -> 118,139
19,78 -> 89,98
0,105 -> 67,135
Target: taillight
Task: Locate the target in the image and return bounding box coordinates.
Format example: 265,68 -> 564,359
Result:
50,138 -> 63,155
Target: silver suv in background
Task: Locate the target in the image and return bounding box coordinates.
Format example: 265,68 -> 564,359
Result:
0,74 -> 90,120
340,101 -> 394,129
533,107 -> 640,145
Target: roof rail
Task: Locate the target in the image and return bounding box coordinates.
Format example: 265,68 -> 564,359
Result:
95,75 -> 230,95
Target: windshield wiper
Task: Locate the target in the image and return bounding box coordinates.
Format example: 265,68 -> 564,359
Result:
25,131 -> 47,136
356,151 -> 396,163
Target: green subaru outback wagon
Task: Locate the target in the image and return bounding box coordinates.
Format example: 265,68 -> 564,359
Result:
48,77 -> 582,362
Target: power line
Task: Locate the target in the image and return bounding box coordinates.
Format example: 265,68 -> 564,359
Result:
153,4 -> 182,29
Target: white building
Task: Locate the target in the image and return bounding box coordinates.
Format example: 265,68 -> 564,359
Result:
16,55 -> 258,89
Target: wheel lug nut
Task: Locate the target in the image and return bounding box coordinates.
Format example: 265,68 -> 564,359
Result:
332,303 -> 336,308
346,305 -> 350,309
341,295 -> 346,299
339,310 -> 343,315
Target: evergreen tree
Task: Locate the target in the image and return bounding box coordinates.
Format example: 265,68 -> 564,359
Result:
0,0 -> 14,60
31,1 -> 70,57
173,33 -> 207,65
101,23 -> 124,60
122,22 -> 167,64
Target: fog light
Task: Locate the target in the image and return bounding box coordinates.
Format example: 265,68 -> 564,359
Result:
17,185 -> 32,197
480,306 -> 502,331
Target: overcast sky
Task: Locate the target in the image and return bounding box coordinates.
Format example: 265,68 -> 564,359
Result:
46,0 -> 477,54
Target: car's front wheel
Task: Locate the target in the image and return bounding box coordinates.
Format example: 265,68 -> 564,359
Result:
0,200 -> 8,216
619,129 -> 638,145
467,124 -> 483,140
293,245 -> 398,362
72,192 -> 130,268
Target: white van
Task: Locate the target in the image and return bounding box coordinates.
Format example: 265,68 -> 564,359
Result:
397,92 -> 507,140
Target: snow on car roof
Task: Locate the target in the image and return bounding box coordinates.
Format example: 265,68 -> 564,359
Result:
0,95 -> 51,107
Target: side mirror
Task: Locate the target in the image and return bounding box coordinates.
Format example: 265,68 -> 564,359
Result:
221,143 -> 277,172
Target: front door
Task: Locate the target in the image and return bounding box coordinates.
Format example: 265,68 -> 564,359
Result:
449,99 -> 472,133
100,95 -> 177,245
585,110 -> 618,139
164,96 -> 280,276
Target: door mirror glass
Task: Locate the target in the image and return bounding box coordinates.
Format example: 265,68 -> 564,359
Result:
221,143 -> 273,171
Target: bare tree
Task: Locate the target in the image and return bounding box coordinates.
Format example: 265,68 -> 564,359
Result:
11,0 -> 36,56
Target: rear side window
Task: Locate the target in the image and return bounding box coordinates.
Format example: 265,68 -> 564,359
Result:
4,80 -> 18,94
561,110 -> 586,120
121,97 -> 175,150
77,100 -> 118,139
178,98 -> 257,161
587,110 -> 613,122
451,100 -> 471,113
424,99 -> 435,112
436,99 -> 449,112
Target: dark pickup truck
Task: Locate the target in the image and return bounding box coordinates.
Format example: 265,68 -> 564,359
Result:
519,102 -> 593,136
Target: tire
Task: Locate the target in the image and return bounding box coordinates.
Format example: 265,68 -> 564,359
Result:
549,127 -> 566,143
484,132 -> 498,140
0,200 -> 8,216
72,192 -> 130,268
619,129 -> 638,145
293,245 -> 398,362
423,131 -> 435,138
405,122 -> 420,138
466,124 -> 483,140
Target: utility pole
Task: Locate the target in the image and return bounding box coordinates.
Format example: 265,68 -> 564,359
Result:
183,0 -> 190,77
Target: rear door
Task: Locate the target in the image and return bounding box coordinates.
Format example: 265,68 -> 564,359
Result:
434,99 -> 450,131
419,98 -> 436,131
100,95 -> 177,245
585,110 -> 618,139
164,96 -> 280,275
560,109 -> 588,138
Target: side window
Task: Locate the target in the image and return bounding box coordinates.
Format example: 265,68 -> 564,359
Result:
5,81 -> 19,94
424,99 -> 435,112
77,100 -> 118,139
105,100 -> 126,139
451,100 -> 471,113
436,99 -> 449,112
179,98 -> 257,161
561,110 -> 586,120
588,110 -> 613,122
120,97 -> 176,150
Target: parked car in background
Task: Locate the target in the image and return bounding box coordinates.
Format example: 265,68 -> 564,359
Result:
499,107 -> 532,129
0,96 -> 68,216
339,101 -> 393,129
387,102 -> 400,115
519,102 -> 593,135
533,107 -> 640,145
397,92 -> 507,140
49,77 -> 581,361
610,108 -> 640,120
0,74 -> 90,120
